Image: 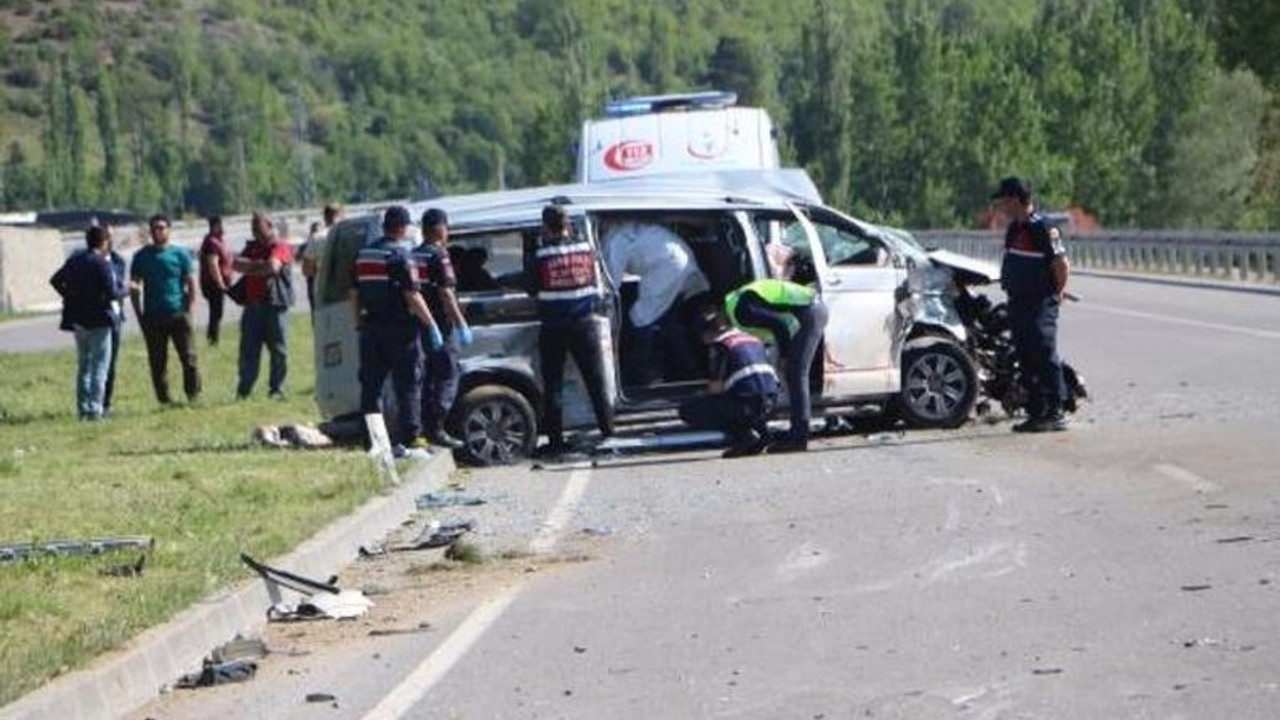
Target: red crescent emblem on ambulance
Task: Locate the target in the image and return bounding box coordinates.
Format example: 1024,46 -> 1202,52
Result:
603,141 -> 655,172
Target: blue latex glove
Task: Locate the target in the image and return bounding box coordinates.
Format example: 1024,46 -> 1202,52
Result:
456,323 -> 474,346
427,326 -> 444,351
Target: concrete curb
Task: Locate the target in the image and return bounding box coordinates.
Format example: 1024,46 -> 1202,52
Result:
0,454 -> 455,720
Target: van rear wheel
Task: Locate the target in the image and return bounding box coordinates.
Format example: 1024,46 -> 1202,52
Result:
452,385 -> 537,466
896,339 -> 977,429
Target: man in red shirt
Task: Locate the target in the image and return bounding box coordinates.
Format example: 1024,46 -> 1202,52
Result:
199,216 -> 233,346
234,212 -> 295,399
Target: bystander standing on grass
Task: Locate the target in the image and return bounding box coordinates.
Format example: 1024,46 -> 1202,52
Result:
233,212 -> 294,400
49,226 -> 126,421
198,216 -> 232,347
130,214 -> 202,405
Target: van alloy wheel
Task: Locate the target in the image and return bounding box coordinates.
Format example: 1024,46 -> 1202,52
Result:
453,386 -> 537,466
897,340 -> 978,429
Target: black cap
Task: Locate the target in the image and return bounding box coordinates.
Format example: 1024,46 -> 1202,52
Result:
421,208 -> 448,228
383,205 -> 411,229
991,176 -> 1031,201
542,204 -> 568,232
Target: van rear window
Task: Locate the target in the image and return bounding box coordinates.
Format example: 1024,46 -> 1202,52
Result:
317,219 -> 373,305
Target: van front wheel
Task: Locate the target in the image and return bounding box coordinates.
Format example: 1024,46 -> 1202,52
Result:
896,339 -> 977,429
452,385 -> 538,466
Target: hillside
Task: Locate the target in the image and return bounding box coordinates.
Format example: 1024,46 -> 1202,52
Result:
0,0 -> 1277,229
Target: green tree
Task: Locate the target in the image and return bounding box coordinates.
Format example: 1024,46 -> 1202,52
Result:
790,0 -> 856,208
1159,68 -> 1270,228
704,34 -> 773,108
95,66 -> 128,206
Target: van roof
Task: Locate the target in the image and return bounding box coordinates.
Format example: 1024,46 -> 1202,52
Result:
388,169 -> 822,230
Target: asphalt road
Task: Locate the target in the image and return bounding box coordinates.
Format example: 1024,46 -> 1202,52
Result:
120,273 -> 1280,719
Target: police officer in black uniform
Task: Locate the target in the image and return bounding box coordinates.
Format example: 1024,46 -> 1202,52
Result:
679,307 -> 780,458
993,177 -> 1071,433
352,206 -> 442,455
533,204 -> 614,457
414,208 -> 473,450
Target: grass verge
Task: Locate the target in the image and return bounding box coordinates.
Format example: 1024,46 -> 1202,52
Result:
0,314 -> 381,706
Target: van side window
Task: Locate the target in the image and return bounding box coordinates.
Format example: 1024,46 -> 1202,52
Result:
804,211 -> 886,267
449,231 -> 527,294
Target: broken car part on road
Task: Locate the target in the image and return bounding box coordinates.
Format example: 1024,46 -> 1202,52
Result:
240,553 -> 372,621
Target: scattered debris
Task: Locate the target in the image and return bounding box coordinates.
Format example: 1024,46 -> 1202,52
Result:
0,536 -> 153,564
444,540 -> 485,564
405,521 -> 476,551
212,636 -> 268,664
1180,584 -> 1213,592
416,491 -> 487,510
359,521 -> 477,558
252,424 -> 334,449
368,622 -> 432,637
175,659 -> 257,689
241,553 -> 372,620
99,553 -> 147,577
1181,637 -> 1223,649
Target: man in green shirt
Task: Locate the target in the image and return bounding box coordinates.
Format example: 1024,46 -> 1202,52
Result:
130,213 -> 201,404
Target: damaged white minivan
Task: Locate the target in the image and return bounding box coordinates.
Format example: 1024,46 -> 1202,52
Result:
312,170 -> 993,466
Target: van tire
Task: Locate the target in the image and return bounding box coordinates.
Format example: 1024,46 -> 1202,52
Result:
895,338 -> 977,429
452,385 -> 538,466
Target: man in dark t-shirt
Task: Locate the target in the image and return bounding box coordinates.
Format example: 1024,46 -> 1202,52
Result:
199,216 -> 233,346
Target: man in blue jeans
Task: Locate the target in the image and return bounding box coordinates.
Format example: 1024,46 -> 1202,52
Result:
234,212 -> 294,399
51,226 -> 126,420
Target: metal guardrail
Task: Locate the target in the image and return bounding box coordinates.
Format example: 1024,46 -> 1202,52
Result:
914,230 -> 1280,285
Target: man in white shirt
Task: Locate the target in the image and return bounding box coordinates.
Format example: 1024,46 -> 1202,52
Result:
602,220 -> 710,385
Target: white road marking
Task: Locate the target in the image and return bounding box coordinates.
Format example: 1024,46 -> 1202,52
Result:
359,467 -> 593,720
1153,463 -> 1221,494
530,467 -> 592,555
358,590 -> 519,720
1079,303 -> 1280,341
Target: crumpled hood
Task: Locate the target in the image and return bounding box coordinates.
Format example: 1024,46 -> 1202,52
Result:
926,249 -> 1000,285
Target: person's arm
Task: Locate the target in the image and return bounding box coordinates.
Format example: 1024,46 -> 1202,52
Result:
50,262 -> 70,297
128,256 -> 145,320
1041,225 -> 1070,300
204,252 -> 228,291
404,289 -> 438,332
233,251 -> 283,277
183,270 -> 196,314
129,279 -> 144,321
1051,255 -> 1070,299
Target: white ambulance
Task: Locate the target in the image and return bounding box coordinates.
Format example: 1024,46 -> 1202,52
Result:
575,91 -> 780,184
